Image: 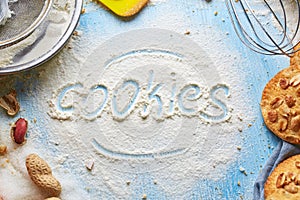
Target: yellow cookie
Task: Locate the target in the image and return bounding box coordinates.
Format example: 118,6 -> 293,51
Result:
264,155 -> 300,200
261,65 -> 300,144
98,0 -> 149,17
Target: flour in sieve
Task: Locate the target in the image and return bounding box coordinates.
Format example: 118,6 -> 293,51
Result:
0,0 -> 72,68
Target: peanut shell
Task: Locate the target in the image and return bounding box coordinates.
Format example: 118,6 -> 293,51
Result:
26,154 -> 61,197
0,90 -> 20,116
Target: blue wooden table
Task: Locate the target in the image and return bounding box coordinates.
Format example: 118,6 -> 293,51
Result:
0,0 -> 291,199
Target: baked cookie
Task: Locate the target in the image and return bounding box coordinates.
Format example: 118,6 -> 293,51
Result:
264,155 -> 300,200
290,43 -> 300,67
261,65 -> 300,144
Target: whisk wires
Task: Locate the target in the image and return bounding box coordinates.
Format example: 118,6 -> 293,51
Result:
226,0 -> 300,56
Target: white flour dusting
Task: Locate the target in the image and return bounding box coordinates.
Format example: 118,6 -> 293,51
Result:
42,26 -> 254,198
0,0 -> 89,199
149,0 -> 168,5
0,14 -> 256,200
0,0 -> 281,198
0,0 -> 15,26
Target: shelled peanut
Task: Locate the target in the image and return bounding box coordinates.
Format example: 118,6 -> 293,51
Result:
11,118 -> 27,144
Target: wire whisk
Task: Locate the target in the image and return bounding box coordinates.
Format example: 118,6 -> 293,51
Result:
226,0 -> 300,57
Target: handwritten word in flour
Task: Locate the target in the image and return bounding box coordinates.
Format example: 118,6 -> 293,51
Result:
50,71 -> 230,122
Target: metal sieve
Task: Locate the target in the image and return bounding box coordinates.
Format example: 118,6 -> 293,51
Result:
0,0 -> 83,75
0,0 -> 53,49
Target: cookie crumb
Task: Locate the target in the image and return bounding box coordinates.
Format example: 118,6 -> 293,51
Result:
85,159 -> 94,171
239,167 -> 248,175
239,167 -> 245,172
0,145 -> 7,156
184,31 -> 190,35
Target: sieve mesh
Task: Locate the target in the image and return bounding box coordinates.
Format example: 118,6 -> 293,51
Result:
0,0 -> 52,48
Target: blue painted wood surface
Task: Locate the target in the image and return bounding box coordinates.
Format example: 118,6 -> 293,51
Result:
76,1 -> 289,199
0,0 -> 293,199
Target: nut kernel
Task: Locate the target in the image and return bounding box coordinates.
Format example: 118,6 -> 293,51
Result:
290,74 -> 300,87
268,110 -> 278,122
270,97 -> 283,109
296,161 -> 300,169
295,174 -> 300,185
285,95 -> 296,108
288,172 -> 297,181
11,118 -> 28,144
284,183 -> 298,194
276,173 -> 287,188
279,78 -> 289,89
291,115 -> 300,132
278,119 -> 288,132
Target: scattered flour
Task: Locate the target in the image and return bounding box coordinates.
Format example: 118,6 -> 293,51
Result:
0,120 -> 89,199
0,0 -> 89,199
43,27 -> 254,198
0,0 -> 278,199
0,9 -> 256,200
149,0 -> 168,5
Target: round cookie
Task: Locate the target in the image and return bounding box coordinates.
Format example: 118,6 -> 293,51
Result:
264,155 -> 300,200
261,65 -> 300,144
290,43 -> 300,67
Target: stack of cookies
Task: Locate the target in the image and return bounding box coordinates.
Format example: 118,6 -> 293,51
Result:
261,44 -> 300,199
